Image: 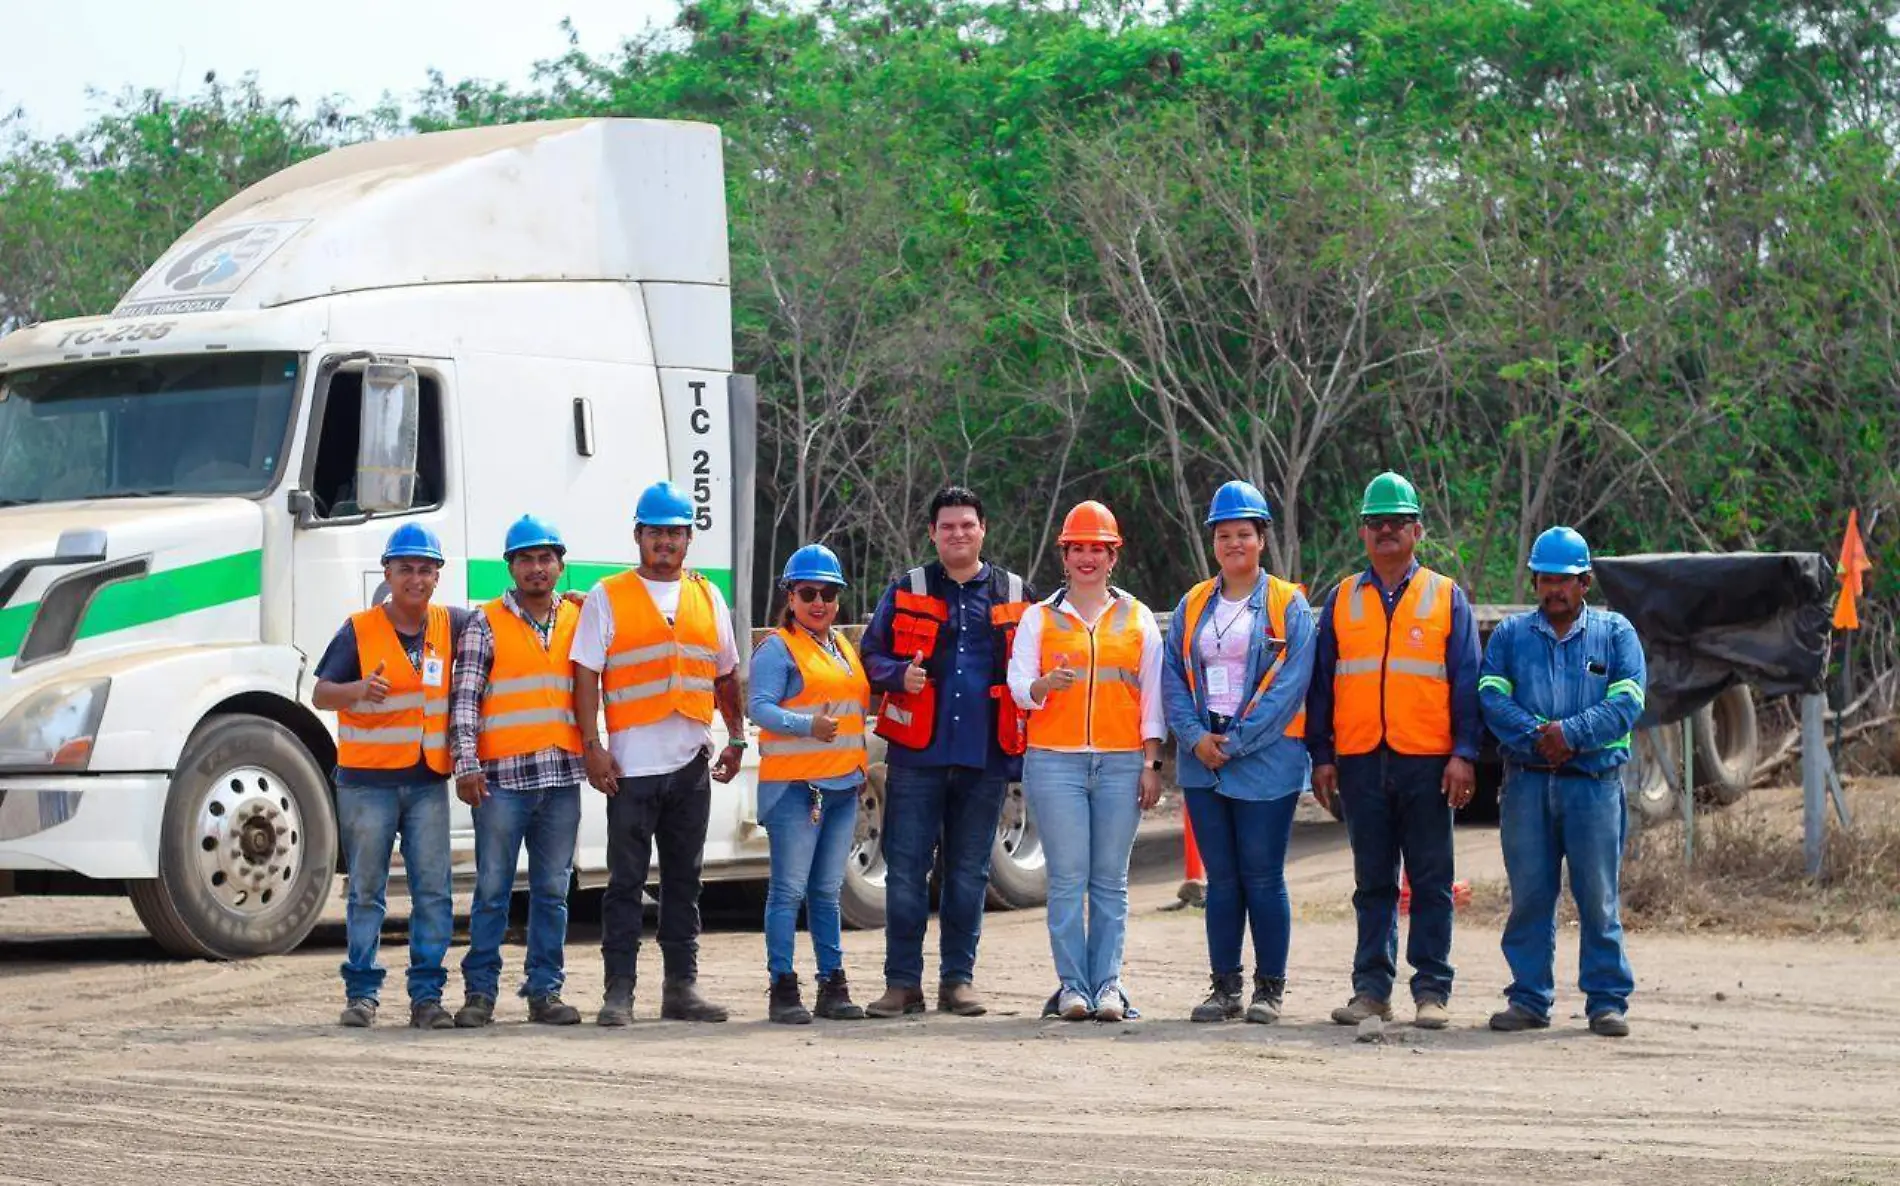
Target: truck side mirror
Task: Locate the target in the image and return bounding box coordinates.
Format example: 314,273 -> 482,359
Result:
356,363 -> 420,513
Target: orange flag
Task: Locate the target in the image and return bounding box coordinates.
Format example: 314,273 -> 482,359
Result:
1834,509 -> 1873,630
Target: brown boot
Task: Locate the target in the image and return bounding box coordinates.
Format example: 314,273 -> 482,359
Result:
864,983 -> 926,1018
814,971 -> 865,1021
937,980 -> 988,1017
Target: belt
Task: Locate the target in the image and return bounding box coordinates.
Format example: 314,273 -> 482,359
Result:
1509,761 -> 1616,781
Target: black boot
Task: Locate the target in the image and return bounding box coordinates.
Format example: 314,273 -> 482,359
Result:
662,978 -> 730,1022
814,971 -> 865,1020
1190,972 -> 1245,1022
1246,975 -> 1286,1024
769,973 -> 812,1025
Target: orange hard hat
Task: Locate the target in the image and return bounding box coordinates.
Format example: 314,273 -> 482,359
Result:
1058,500 -> 1123,546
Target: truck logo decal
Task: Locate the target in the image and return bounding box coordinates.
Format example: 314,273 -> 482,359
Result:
114,220 -> 311,317
0,550 -> 262,665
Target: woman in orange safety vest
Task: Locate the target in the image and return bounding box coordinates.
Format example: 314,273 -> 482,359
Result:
1007,500 -> 1165,1022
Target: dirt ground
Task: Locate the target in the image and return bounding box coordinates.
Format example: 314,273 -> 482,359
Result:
2,801 -> 1896,1186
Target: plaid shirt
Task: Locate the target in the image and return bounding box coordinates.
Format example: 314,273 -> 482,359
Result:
449,591 -> 587,792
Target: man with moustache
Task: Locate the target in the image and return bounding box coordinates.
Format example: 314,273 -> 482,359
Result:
1479,526 -> 1644,1038
572,481 -> 746,1026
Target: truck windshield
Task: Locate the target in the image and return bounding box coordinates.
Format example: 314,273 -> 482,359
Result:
0,353 -> 299,505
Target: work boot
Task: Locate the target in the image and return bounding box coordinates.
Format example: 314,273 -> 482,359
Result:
1191,972 -> 1245,1023
865,984 -> 926,1018
410,1000 -> 454,1030
528,993 -> 582,1026
338,998 -> 378,1028
661,978 -> 730,1022
453,994 -> 495,1028
1487,1003 -> 1551,1032
937,980 -> 987,1017
1330,995 -> 1393,1026
1588,1010 -> 1631,1038
815,971 -> 866,1021
1246,976 -> 1285,1025
1413,998 -> 1450,1030
769,974 -> 812,1025
597,976 -> 636,1027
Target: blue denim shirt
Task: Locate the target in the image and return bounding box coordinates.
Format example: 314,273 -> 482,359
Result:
1479,606 -> 1647,776
749,632 -> 866,821
1304,560 -> 1484,765
1162,573 -> 1316,800
861,562 -> 1018,777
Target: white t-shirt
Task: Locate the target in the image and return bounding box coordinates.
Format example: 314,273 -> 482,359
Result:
571,573 -> 741,778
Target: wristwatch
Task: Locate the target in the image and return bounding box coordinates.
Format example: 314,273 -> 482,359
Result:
1146,759 -> 1163,772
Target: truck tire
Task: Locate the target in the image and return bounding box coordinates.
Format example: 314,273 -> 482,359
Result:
1692,685 -> 1758,807
128,714 -> 337,959
985,780 -> 1047,910
840,736 -> 889,931
1626,725 -> 1684,827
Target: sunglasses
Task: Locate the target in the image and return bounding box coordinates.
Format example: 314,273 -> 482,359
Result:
793,586 -> 840,604
1362,515 -> 1418,532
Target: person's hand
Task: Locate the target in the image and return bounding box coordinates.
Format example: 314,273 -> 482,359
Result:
561,590 -> 587,608
1442,756 -> 1476,810
903,651 -> 929,695
1535,722 -> 1573,765
1310,763 -> 1339,816
710,742 -> 744,784
1137,766 -> 1163,810
455,771 -> 488,807
1036,655 -> 1079,701
811,714 -> 840,743
584,740 -> 622,795
357,661 -> 390,704
1193,733 -> 1230,770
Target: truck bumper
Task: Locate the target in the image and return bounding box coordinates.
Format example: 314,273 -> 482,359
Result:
0,774 -> 168,878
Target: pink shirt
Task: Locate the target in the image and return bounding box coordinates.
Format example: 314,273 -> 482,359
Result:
1195,596 -> 1256,717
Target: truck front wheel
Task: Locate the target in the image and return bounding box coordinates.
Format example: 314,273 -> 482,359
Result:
129,714 -> 337,959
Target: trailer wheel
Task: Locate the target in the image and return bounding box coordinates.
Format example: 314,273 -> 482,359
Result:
985,780 -> 1047,910
129,714 -> 337,959
1626,725 -> 1684,827
840,736 -> 889,930
1693,686 -> 1759,807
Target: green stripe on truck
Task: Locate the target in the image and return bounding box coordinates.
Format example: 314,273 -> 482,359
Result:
467,559 -> 734,603
0,550 -> 263,662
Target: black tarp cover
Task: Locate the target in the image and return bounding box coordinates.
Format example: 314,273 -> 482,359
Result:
1590,552 -> 1832,726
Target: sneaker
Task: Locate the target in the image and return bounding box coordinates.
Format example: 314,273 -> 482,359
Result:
1057,988 -> 1092,1021
1246,976 -> 1286,1025
1331,994 -> 1393,1026
528,993 -> 582,1026
1413,999 -> 1450,1030
1488,1003 -> 1551,1032
1094,982 -> 1127,1023
1191,972 -> 1245,1023
865,984 -> 926,1018
409,1000 -> 454,1030
1588,1010 -> 1631,1038
597,977 -> 635,1027
338,998 -> 378,1028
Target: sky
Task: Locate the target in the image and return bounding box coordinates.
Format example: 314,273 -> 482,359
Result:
2,0 -> 681,139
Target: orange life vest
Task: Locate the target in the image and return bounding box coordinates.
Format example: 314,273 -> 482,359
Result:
1026,592 -> 1147,753
757,627 -> 871,783
1331,567 -> 1455,756
477,597 -> 583,762
599,570 -> 720,734
873,565 -> 1032,756
1179,575 -> 1307,737
337,604 -> 452,774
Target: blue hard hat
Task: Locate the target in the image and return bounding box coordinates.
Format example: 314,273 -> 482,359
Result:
780,543 -> 847,587
503,514 -> 566,558
1205,479 -> 1274,526
381,522 -> 445,565
1528,526 -> 1592,575
635,480 -> 696,528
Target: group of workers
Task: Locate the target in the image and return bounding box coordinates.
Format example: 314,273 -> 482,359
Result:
314,471 -> 1645,1039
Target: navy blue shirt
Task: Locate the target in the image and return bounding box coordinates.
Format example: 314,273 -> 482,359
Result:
861,562 -> 1022,776
316,605 -> 474,786
1303,561 -> 1483,765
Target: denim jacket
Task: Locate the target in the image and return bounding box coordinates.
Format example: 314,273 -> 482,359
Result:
1479,606 -> 1647,777
1162,572 -> 1316,800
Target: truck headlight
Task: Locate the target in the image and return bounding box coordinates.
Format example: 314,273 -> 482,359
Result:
0,679 -> 110,771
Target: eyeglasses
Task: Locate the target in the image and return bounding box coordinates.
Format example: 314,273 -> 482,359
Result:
1362,515 -> 1418,533
793,586 -> 840,604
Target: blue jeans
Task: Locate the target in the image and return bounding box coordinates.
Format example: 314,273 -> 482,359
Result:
1337,751 -> 1456,1004
336,780 -> 453,1005
762,782 -> 860,978
1182,786 -> 1298,979
1022,748 -> 1144,1002
1499,768 -> 1636,1019
460,784 -> 581,1001
882,764 -> 1009,988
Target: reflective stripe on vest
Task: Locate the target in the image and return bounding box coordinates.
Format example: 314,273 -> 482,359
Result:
1331,567 -> 1454,756
337,604 -> 452,774
758,628 -> 870,782
1027,594 -> 1145,752
601,570 -> 720,732
1179,575 -> 1307,738
477,597 -> 583,762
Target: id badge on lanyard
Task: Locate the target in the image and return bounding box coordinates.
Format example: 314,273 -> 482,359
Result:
421,644 -> 445,688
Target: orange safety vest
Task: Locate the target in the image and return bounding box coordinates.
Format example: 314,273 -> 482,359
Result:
1331,567 -> 1454,756
599,570 -> 720,734
758,627 -> 871,783
873,565 -> 1033,756
337,604 -> 452,774
1026,592 -> 1147,753
1178,575 -> 1307,737
477,597 -> 583,762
